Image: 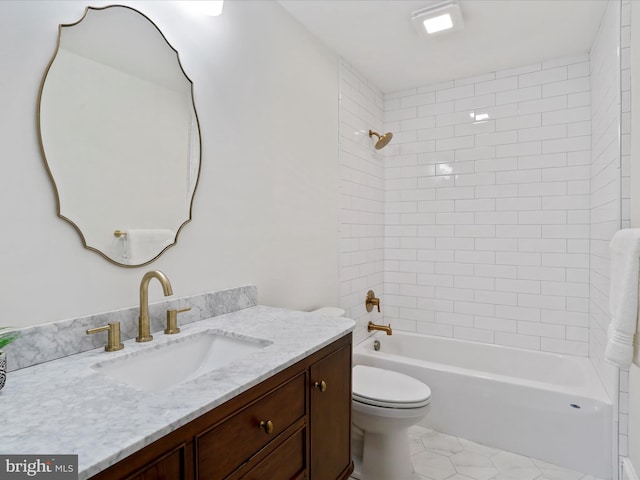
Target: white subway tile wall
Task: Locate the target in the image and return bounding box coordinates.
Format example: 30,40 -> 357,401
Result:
619,0 -> 632,469
340,2 -> 626,475
383,54 -> 594,356
589,0 -> 622,400
339,60 -> 384,343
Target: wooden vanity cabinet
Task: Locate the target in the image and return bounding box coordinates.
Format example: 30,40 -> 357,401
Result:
90,333 -> 353,480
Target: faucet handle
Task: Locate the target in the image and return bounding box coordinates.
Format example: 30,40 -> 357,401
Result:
87,322 -> 124,352
165,307 -> 191,334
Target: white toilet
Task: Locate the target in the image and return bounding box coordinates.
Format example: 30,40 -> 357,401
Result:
310,307 -> 432,480
352,365 -> 431,480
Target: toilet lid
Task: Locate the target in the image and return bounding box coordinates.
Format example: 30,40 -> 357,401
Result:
352,365 -> 431,409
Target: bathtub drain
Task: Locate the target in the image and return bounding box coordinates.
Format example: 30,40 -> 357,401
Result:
570,403 -> 581,409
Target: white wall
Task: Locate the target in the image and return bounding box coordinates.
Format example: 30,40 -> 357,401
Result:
0,1 -> 340,328
339,60 -> 385,344
382,57 -> 592,355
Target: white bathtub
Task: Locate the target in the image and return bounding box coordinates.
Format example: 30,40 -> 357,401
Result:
353,331 -> 613,479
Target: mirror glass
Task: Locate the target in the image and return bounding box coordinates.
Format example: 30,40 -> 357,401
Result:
38,5 -> 201,267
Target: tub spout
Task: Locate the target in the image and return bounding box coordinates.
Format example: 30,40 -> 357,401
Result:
368,321 -> 392,335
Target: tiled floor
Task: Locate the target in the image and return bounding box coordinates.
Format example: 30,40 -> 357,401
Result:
352,426 -> 604,480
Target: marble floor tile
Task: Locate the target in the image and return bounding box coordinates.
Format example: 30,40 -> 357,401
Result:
421,431 -> 464,457
458,437 -> 501,457
410,425 -> 437,438
490,451 -> 541,480
413,450 -> 457,480
450,451 -> 499,480
530,459 -> 587,480
411,434 -> 428,455
352,427 -> 599,480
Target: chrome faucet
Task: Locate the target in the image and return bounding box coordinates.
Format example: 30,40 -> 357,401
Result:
137,270 -> 173,342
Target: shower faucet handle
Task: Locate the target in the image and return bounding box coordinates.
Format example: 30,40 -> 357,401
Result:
365,290 -> 381,313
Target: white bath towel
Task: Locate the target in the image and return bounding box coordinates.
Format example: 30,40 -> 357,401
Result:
126,229 -> 175,264
605,228 -> 640,368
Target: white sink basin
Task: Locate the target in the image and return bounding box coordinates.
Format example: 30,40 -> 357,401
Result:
91,331 -> 271,392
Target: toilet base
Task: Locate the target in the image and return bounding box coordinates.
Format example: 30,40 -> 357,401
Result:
351,455 -> 363,479
360,427 -> 414,480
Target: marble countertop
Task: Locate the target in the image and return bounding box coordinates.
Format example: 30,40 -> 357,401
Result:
0,305 -> 355,479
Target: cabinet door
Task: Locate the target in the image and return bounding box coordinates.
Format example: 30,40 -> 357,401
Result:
309,343 -> 352,480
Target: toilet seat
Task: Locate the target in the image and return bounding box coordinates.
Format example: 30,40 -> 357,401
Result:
353,365 -> 431,409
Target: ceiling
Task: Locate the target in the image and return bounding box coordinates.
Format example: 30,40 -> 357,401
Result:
278,0 -> 609,93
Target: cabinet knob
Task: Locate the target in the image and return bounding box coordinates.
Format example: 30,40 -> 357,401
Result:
314,380 -> 327,392
259,420 -> 274,434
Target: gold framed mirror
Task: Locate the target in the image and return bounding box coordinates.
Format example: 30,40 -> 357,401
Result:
38,5 -> 201,267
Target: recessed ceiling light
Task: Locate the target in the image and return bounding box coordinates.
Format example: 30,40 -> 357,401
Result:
412,0 -> 464,38
423,13 -> 453,34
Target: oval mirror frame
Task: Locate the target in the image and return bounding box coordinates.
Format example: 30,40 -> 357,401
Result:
37,5 -> 202,267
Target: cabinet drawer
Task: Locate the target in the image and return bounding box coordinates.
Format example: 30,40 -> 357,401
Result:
241,426 -> 306,480
196,372 -> 306,479
126,445 -> 186,480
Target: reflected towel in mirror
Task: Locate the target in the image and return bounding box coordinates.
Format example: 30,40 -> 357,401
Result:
605,228 -> 640,368
125,229 -> 175,264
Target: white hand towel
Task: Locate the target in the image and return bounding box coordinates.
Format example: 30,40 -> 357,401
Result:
127,229 -> 175,264
605,228 -> 640,368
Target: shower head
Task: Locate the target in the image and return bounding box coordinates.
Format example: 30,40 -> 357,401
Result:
369,130 -> 393,150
